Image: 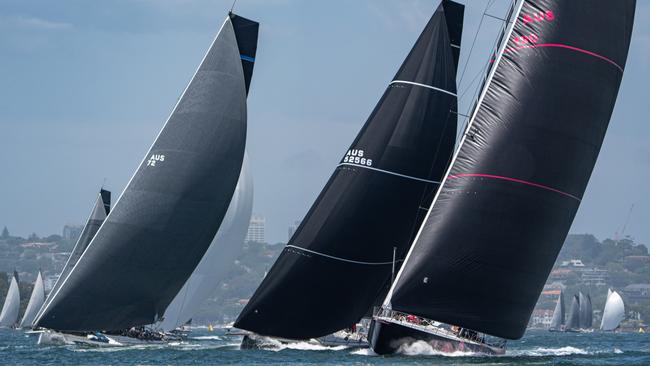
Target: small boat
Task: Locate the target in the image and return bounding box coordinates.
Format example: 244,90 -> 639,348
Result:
548,291 -> 565,332
19,270 -> 46,329
0,271 -> 20,328
601,289 -> 625,331
369,0 -> 635,355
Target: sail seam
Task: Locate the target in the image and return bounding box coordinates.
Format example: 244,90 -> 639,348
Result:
503,43 -> 623,72
448,173 -> 582,201
389,80 -> 457,97
337,163 -> 440,184
286,245 -> 402,266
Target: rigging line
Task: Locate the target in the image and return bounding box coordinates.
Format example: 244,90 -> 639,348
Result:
457,0 -> 493,87
337,163 -> 440,184
286,245 -> 404,266
230,0 -> 238,13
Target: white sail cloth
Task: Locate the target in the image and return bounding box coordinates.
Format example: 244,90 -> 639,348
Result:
20,271 -> 45,328
0,273 -> 20,328
159,154 -> 253,331
601,290 -> 625,331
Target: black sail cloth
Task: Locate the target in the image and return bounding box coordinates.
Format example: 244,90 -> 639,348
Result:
387,0 -> 635,340
35,13 -> 258,332
235,0 -> 464,340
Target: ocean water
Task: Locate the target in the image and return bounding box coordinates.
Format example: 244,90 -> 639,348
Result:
1,328 -> 648,366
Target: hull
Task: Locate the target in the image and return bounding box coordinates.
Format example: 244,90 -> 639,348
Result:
370,318 -> 505,355
37,330 -> 168,347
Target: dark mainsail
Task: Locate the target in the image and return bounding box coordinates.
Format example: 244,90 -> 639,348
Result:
235,1 -> 464,339
566,294 -> 580,330
33,189 -> 111,326
549,291 -> 564,330
34,13 -> 258,332
385,0 -> 635,340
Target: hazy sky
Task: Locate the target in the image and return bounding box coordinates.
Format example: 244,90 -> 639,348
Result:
1,1 -> 649,245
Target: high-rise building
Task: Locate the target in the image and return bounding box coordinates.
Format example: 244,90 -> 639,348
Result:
288,220 -> 301,241
62,224 -> 83,242
245,215 -> 266,243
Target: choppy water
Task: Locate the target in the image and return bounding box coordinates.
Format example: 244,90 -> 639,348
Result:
1,328 -> 649,365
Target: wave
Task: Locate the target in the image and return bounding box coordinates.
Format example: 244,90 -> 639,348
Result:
508,346 -> 590,356
190,336 -> 223,341
396,341 -> 477,357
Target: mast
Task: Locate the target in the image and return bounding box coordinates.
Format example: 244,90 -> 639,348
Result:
0,271 -> 20,328
235,0 -> 464,340
383,0 -> 636,340
34,13 -> 258,332
20,271 -> 46,328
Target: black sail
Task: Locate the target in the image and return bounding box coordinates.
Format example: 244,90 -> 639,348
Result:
235,1 -> 463,339
34,189 -> 111,325
566,294 -> 580,330
34,13 -> 258,331
386,0 -> 635,340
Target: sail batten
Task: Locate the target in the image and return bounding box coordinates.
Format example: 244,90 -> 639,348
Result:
235,1 -> 464,339
384,0 -> 636,340
35,13 -> 258,332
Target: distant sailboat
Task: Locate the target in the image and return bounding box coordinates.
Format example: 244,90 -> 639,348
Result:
33,11 -> 259,346
579,292 -> 593,330
235,0 -> 464,343
158,153 -> 253,332
549,291 -> 565,331
565,294 -> 581,331
19,271 -> 45,329
0,271 -> 21,328
601,290 -> 625,331
370,0 -> 635,355
34,189 -> 111,326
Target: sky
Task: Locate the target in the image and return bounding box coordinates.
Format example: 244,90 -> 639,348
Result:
0,0 -> 649,245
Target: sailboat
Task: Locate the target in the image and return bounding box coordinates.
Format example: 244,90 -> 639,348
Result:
33,11 -> 259,347
34,189 -> 111,328
370,0 -> 636,355
548,291 -> 565,332
565,294 -> 581,332
0,271 -> 20,328
19,271 -> 45,329
601,289 -> 625,331
235,0 -> 464,347
579,292 -> 593,331
156,153 -> 253,333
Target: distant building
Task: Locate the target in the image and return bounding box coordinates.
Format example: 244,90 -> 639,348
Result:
62,224 -> 83,241
245,215 -> 266,243
530,309 -> 553,328
560,259 -> 586,268
623,284 -> 650,300
580,267 -> 609,286
288,220 -> 301,241
43,274 -> 59,292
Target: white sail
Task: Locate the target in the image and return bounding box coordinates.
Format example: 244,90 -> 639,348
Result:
20,271 -> 45,328
601,290 -> 625,331
159,153 -> 253,331
0,272 -> 21,328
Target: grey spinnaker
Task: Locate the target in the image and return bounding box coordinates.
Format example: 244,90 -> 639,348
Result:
34,12 -> 258,332
0,271 -> 20,328
20,271 -> 45,329
158,153 -> 253,331
33,189 -> 110,326
579,292 -> 593,329
566,294 -> 581,330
